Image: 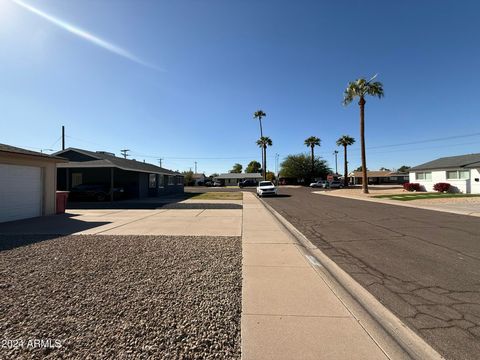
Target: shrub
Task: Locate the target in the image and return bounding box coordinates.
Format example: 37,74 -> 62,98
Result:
403,182 -> 421,192
433,182 -> 451,192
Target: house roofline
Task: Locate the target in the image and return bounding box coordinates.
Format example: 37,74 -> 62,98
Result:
57,162 -> 183,176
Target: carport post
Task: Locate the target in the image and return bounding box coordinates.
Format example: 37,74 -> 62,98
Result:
110,168 -> 114,202
66,168 -> 70,190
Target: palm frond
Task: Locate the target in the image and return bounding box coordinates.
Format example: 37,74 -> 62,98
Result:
343,77 -> 384,104
253,110 -> 266,119
304,136 -> 321,147
336,135 -> 356,147
256,136 -> 273,147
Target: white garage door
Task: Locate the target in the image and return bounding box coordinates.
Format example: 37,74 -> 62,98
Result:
0,164 -> 42,223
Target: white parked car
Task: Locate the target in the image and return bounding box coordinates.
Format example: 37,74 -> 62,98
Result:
256,181 -> 278,197
309,180 -> 327,188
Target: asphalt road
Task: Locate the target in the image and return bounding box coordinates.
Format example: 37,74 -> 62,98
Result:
262,187 -> 480,360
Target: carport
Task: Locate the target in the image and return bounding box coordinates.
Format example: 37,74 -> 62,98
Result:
55,148 -> 184,200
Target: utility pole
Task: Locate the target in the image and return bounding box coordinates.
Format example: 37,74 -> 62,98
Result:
120,149 -> 130,159
194,161 -> 197,174
158,158 -> 163,167
61,125 -> 65,150
333,150 -> 339,174
275,153 -> 279,185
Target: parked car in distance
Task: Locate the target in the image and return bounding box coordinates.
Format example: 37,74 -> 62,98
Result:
309,180 -> 327,188
69,184 -> 124,201
239,179 -> 258,188
213,181 -> 223,187
256,181 -> 278,197
328,180 -> 344,189
204,181 -> 213,187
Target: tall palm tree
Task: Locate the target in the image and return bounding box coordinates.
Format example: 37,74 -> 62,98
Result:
343,76 -> 384,194
304,136 -> 321,180
254,110 -> 266,176
256,136 -> 273,180
336,135 -> 356,187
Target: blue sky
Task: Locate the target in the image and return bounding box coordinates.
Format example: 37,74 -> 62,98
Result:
1,0 -> 479,175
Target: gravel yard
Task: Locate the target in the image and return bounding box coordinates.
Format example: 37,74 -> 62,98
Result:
0,235 -> 241,359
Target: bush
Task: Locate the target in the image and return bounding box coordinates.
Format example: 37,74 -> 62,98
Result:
403,183 -> 421,192
433,182 -> 451,192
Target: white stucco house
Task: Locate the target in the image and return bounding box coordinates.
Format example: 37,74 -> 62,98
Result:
214,173 -> 263,186
409,153 -> 480,194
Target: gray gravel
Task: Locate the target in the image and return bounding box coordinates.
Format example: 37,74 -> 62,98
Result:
0,235 -> 241,359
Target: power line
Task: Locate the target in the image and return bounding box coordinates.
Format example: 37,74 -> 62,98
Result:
366,132 -> 480,150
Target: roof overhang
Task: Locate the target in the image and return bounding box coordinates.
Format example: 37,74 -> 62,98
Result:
0,150 -> 67,163
57,161 -> 181,176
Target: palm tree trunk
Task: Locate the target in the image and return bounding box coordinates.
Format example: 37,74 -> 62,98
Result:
259,119 -> 264,179
261,150 -> 264,179
311,145 -> 314,181
343,144 -> 348,187
359,97 -> 368,194
263,146 -> 267,180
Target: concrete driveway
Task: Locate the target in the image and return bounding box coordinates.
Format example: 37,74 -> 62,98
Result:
0,203 -> 242,237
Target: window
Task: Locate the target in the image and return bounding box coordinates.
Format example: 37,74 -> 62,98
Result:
168,176 -> 174,185
149,174 -> 157,188
158,175 -> 164,187
415,172 -> 432,180
446,170 -> 470,180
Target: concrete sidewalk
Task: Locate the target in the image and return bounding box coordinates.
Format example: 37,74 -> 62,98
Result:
0,208 -> 242,236
241,192 -> 391,360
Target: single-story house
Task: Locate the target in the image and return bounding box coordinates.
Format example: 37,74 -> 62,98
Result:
214,173 -> 263,186
54,148 -> 184,200
0,144 -> 67,222
350,171 -> 409,185
409,153 -> 480,193
192,173 -> 207,186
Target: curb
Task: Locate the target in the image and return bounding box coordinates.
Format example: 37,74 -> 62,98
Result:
258,197 -> 445,360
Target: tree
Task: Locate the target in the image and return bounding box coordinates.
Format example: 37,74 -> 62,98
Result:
209,173 -> 219,178
280,153 -> 331,181
379,167 -> 391,171
230,163 -> 242,173
245,160 -> 262,174
304,136 -> 321,180
354,166 -> 365,172
256,136 -> 272,180
343,76 -> 384,194
398,165 -> 411,173
266,171 -> 276,182
182,170 -> 194,186
254,110 -> 266,178
336,135 -> 355,187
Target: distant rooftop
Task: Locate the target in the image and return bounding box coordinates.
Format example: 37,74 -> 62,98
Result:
214,173 -> 262,179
